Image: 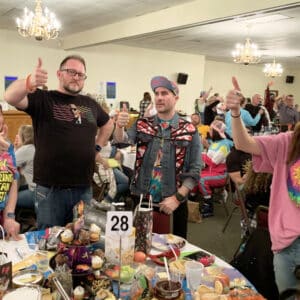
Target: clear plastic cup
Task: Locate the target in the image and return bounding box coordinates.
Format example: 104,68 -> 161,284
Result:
185,260 -> 204,291
34,251 -> 49,273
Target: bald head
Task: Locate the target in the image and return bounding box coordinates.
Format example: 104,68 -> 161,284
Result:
252,94 -> 263,106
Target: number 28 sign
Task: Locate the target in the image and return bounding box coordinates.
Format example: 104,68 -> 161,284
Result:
106,211 -> 133,237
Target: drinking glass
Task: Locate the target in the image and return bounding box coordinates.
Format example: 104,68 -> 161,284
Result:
35,251 -> 49,273
185,260 -> 204,291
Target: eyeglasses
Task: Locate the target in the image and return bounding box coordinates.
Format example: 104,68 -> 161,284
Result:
60,69 -> 87,80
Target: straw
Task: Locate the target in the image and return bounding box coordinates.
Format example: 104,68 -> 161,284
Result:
163,256 -> 171,290
169,244 -> 178,260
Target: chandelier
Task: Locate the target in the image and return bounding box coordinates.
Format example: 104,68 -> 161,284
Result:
16,0 -> 60,41
263,58 -> 283,78
232,38 -> 261,65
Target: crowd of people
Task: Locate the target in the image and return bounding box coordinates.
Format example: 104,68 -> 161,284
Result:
0,54 -> 299,297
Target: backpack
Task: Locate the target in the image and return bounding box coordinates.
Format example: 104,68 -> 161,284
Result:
230,227 -> 279,299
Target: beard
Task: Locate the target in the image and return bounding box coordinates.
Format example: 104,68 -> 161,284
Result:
63,83 -> 82,95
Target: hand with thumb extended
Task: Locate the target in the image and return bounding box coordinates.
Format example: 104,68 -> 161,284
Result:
117,103 -> 129,128
30,57 -> 48,89
122,103 -> 128,112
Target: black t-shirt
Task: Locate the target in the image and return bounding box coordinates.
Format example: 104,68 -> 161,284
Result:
226,147 -> 251,176
203,100 -> 220,125
25,89 -> 109,187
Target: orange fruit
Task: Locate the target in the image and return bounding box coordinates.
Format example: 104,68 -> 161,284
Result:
134,251 -> 147,263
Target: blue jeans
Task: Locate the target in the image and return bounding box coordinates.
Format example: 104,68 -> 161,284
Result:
273,237 -> 300,293
113,168 -> 129,194
34,185 -> 92,229
17,189 -> 35,209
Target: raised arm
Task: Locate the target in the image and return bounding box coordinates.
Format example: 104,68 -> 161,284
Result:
202,86 -> 213,101
4,58 -> 48,110
226,90 -> 261,155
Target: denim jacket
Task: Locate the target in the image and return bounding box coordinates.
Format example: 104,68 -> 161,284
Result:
124,114 -> 202,198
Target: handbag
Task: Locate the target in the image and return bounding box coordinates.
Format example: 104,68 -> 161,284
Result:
92,163 -> 114,201
187,200 -> 202,223
133,195 -> 153,254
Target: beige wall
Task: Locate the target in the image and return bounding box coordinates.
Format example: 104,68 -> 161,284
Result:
0,30 -> 205,114
1,29 -> 300,115
203,60 -> 300,101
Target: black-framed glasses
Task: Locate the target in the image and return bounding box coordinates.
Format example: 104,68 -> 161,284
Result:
60,68 -> 87,80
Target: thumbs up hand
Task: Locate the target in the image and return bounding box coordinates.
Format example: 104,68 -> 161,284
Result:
29,58 -> 48,89
116,103 -> 130,128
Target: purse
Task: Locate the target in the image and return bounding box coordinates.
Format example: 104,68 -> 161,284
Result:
92,163 -> 111,201
187,200 -> 202,223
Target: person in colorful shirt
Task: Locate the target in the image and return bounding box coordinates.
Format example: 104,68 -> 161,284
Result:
226,87 -> 300,295
0,106 -> 20,240
114,76 -> 201,238
198,120 -> 233,217
4,55 -> 114,229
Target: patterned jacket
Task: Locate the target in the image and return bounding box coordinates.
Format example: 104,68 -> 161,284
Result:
125,114 -> 202,198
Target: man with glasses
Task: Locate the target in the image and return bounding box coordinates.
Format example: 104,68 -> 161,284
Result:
4,55 -> 114,229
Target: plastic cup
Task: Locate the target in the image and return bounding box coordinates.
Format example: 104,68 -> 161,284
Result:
35,251 -> 49,273
185,260 -> 204,291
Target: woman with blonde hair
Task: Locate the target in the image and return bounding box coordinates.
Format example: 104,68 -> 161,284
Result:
14,125 -> 35,209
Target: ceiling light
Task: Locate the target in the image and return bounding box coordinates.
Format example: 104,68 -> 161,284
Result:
16,0 -> 60,41
232,38 -> 261,65
263,58 -> 283,78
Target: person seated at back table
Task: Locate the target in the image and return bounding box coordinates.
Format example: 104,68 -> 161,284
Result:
225,96 -> 264,138
14,125 -> 35,210
96,141 -> 130,207
190,113 -> 210,140
199,120 -> 233,218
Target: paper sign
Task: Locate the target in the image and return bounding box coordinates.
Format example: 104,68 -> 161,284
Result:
106,211 -> 132,237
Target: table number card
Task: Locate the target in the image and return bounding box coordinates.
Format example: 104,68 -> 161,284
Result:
106,211 -> 133,238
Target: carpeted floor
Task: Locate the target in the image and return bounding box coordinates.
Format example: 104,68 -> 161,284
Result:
187,199 -> 242,263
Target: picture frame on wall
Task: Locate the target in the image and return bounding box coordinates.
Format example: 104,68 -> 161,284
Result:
4,76 -> 18,90
269,90 -> 279,98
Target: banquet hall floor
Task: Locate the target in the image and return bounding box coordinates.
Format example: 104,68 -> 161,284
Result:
187,199 -> 241,263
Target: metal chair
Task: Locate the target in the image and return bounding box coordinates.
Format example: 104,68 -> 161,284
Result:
222,179 -> 251,234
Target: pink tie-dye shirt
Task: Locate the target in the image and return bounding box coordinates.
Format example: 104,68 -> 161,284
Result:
253,132 -> 300,252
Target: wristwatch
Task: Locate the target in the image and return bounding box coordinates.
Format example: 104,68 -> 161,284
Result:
6,212 -> 15,219
95,144 -> 102,152
175,192 -> 186,203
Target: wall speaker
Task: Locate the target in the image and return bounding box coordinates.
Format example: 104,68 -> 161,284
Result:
286,75 -> 294,84
177,73 -> 188,84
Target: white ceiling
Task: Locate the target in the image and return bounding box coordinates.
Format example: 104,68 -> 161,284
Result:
1,1 -> 300,67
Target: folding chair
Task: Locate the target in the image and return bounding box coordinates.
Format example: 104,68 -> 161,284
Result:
222,180 -> 251,234
210,174 -> 233,216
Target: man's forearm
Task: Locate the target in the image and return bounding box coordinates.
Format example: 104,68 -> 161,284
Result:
95,118 -> 114,147
4,79 -> 28,108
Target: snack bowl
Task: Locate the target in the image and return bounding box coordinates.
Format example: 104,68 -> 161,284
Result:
12,269 -> 43,287
103,263 -> 137,284
154,280 -> 183,300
